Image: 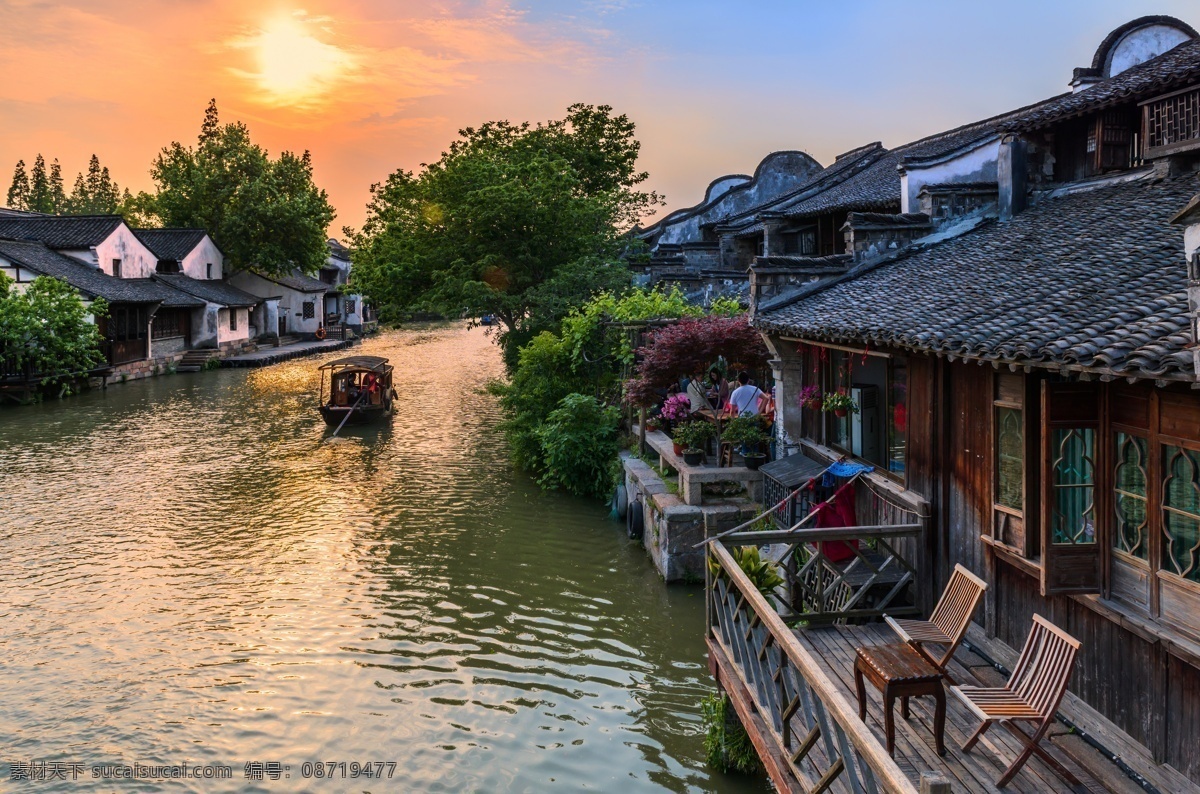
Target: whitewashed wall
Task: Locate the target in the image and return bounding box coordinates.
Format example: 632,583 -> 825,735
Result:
181,236 -> 224,280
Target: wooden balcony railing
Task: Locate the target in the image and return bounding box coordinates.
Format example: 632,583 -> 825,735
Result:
707,539 -> 920,793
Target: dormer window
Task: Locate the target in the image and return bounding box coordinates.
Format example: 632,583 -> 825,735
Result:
1141,86 -> 1200,159
206,263 -> 213,279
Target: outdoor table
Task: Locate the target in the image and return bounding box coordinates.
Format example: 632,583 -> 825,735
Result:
854,642 -> 946,757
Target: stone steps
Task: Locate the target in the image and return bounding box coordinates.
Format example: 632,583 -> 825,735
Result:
177,349 -> 218,373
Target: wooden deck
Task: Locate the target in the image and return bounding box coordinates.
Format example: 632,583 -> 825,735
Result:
793,623 -> 1137,794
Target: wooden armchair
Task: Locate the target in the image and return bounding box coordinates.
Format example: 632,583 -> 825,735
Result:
885,563 -> 987,682
951,614 -> 1082,788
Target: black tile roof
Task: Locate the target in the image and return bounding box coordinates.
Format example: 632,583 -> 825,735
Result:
0,240 -> 202,306
154,273 -> 261,307
1002,38 -> 1200,132
780,126 -> 1001,221
715,144 -> 888,232
0,215 -> 124,249
258,270 -> 330,293
754,172 -> 1200,381
135,228 -> 210,262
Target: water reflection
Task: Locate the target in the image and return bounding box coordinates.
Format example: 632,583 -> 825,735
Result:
0,325 -> 764,792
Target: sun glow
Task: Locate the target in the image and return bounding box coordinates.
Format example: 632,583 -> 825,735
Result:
243,16 -> 353,104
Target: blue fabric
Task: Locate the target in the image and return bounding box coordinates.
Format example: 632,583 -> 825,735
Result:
827,461 -> 874,478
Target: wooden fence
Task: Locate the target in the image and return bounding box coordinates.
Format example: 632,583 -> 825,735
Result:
707,539 -> 921,793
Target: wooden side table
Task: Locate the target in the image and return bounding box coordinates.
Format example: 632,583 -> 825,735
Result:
854,642 -> 946,757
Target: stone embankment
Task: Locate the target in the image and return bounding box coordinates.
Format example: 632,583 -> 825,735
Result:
623,428 -> 763,582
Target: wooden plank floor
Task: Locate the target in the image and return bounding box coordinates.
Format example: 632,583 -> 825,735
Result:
793,624 -> 1129,794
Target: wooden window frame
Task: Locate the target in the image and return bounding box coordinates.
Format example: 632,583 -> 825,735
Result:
989,372 -> 1040,559
805,342 -> 908,486
1039,380 -> 1103,597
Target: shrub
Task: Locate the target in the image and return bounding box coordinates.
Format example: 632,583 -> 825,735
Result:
721,416 -> 768,452
535,393 -> 621,499
497,331 -> 591,475
701,691 -> 760,774
673,420 -> 715,452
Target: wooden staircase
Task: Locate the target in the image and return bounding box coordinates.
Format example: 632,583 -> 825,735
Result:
177,349 -> 219,373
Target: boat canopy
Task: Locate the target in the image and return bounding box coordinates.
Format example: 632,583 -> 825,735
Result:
319,356 -> 392,372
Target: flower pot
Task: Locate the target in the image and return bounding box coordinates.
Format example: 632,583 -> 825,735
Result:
834,408 -> 847,418
682,449 -> 704,466
743,453 -> 767,471
673,441 -> 684,456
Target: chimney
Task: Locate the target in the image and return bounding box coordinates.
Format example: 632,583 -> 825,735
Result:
998,134 -> 1027,221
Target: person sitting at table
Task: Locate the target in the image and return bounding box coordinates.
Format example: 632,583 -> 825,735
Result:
728,371 -> 767,416
685,372 -> 711,412
706,366 -> 730,411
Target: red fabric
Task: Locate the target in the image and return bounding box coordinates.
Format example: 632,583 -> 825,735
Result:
814,483 -> 859,564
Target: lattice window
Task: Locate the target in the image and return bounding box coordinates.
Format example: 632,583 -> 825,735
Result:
1144,88 -> 1200,155
1114,433 -> 1149,560
1050,428 -> 1096,544
346,299 -> 356,314
995,407 -> 1024,510
1162,445 -> 1200,582
302,301 -> 315,320
151,308 -> 185,339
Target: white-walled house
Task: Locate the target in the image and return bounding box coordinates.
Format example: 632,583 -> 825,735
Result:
322,238 -> 373,333
153,273 -> 262,350
0,215 -> 159,278
0,238 -> 204,377
135,228 -> 225,280
228,269 -> 329,337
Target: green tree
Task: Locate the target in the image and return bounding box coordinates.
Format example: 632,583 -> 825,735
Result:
348,103 -> 661,363
67,154 -> 122,214
0,273 -> 108,389
7,159 -> 29,210
27,154 -> 53,214
48,159 -> 66,212
148,99 -> 335,275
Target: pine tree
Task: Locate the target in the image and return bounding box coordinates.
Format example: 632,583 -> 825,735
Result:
27,154 -> 53,213
68,172 -> 88,213
84,154 -> 103,206
49,158 -> 66,213
97,166 -> 120,213
199,98 -> 220,145
7,159 -> 29,210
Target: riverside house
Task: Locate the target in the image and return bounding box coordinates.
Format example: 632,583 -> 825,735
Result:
703,15 -> 1200,792
228,268 -> 329,339
0,214 -> 264,381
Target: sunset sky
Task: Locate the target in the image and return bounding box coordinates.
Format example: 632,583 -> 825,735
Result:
1,0 -> 1195,235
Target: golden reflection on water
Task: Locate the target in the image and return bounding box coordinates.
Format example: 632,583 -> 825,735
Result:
0,325 -> 765,793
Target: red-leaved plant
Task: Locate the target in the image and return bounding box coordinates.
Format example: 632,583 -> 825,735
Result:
624,316 -> 769,407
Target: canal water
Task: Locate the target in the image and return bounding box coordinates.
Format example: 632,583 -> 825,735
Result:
0,325 -> 765,792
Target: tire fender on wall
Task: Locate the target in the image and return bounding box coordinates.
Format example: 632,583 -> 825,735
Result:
626,497 -> 644,540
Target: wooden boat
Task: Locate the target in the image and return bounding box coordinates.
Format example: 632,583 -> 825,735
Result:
318,356 -> 396,427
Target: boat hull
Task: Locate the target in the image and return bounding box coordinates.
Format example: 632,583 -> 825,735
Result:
319,403 -> 393,427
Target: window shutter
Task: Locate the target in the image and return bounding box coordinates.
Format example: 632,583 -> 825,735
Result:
1040,381 -> 1102,596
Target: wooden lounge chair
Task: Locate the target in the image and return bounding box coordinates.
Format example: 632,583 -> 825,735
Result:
885,563 -> 987,682
951,614 -> 1082,788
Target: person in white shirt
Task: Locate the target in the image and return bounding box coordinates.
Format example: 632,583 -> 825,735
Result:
728,370 -> 765,416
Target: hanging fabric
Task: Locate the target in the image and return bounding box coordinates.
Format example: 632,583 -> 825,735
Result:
814,482 -> 860,564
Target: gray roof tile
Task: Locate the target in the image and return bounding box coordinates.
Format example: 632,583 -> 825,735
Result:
0,240 -> 202,306
0,215 -> 124,248
754,172 -> 1200,380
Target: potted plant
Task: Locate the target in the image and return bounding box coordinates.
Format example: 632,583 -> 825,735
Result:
823,390 -> 858,418
722,416 -> 769,470
674,420 -> 715,466
660,393 -> 692,454
798,384 -> 823,411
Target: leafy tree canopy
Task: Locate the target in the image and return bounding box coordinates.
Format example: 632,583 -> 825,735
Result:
0,273 -> 108,388
347,103 -> 662,363
146,99 -> 336,276
624,315 -> 770,407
